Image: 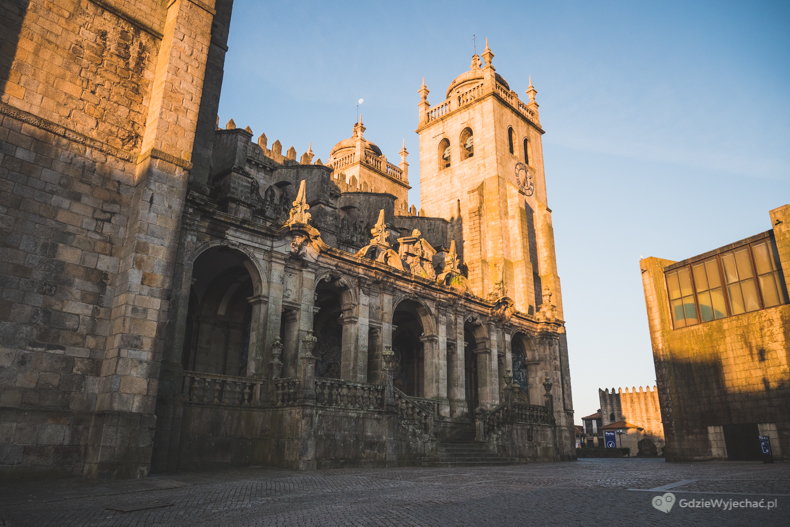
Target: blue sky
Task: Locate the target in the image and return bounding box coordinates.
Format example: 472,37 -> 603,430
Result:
218,0 -> 790,422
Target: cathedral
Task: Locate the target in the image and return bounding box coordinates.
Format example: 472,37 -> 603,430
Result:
0,0 -> 574,478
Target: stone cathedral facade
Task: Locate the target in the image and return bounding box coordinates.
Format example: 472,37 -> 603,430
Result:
0,0 -> 574,478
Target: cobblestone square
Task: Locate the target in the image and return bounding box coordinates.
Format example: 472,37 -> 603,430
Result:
1,459 -> 788,526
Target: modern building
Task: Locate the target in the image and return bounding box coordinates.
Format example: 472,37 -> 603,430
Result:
0,1 -> 574,477
641,205 -> 790,461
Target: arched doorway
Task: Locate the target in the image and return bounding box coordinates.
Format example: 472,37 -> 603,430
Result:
182,247 -> 258,376
313,276 -> 352,379
393,300 -> 427,396
463,320 -> 485,414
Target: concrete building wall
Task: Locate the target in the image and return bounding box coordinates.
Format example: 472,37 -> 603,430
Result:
641,205 -> 790,461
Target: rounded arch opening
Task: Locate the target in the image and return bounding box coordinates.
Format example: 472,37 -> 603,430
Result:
393,299 -> 432,396
459,127 -> 474,160
313,276 -> 353,379
182,246 -> 259,376
507,126 -> 515,154
438,138 -> 451,170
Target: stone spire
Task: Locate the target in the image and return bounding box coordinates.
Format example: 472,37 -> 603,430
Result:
418,78 -> 430,125
526,76 -> 538,107
470,53 -> 482,70
284,180 -> 311,227
482,38 -> 494,70
399,140 -> 409,181
353,114 -> 365,139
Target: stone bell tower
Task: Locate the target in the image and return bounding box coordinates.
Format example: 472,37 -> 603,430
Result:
417,41 -> 564,318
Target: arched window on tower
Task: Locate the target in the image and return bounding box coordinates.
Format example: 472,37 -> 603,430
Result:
439,138 -> 451,169
507,127 -> 514,154
523,138 -> 529,165
460,128 -> 474,160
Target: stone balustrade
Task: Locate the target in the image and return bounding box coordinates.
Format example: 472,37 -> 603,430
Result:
272,377 -> 300,406
182,371 -> 265,406
395,389 -> 436,439
314,378 -> 384,411
477,399 -> 553,439
424,81 -> 538,126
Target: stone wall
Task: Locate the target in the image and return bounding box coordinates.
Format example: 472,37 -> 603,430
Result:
640,205 -> 790,461
0,0 -> 232,478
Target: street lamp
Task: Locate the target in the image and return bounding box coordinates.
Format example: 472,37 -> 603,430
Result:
616,428 -> 624,448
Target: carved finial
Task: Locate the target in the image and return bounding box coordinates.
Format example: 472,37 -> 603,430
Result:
370,209 -> 390,246
353,115 -> 365,139
284,180 -> 311,227
300,144 -> 314,164
399,140 -> 408,162
315,158 -> 323,165
226,118 -> 236,129
441,240 -> 460,275
526,78 -> 538,106
482,38 -> 494,70
257,132 -> 268,149
418,77 -> 429,101
244,125 -> 253,134
470,53 -> 481,70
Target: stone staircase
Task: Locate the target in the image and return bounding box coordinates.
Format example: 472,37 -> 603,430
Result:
422,440 -> 521,467
421,421 -> 521,467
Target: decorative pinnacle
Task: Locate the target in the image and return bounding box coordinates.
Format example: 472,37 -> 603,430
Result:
399,139 -> 408,160
370,209 -> 390,246
418,77 -> 429,101
482,37 -> 494,70
526,77 -> 538,105
284,180 -> 312,227
470,54 -> 481,70
353,114 -> 365,139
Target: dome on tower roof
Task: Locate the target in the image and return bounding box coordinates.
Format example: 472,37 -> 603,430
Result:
445,54 -> 509,98
329,119 -> 383,157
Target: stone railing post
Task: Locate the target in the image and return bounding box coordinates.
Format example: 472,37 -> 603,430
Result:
299,332 -> 318,404
381,345 -> 397,411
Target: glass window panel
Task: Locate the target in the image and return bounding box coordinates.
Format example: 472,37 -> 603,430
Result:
692,263 -> 708,292
751,242 -> 774,274
759,274 -> 781,308
670,299 -> 686,327
678,267 -> 693,296
722,253 -> 739,284
728,284 -> 745,315
710,288 -> 728,319
682,296 -> 698,325
666,271 -> 681,300
734,248 -> 754,278
697,291 -> 714,322
705,259 -> 722,288
741,279 -> 760,311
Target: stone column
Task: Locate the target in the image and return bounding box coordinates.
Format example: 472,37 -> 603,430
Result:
487,322 -> 501,407
340,310 -> 359,381
282,310 -> 299,378
262,256 -> 286,378
475,339 -> 494,409
246,295 -> 268,377
420,335 -> 440,399
450,312 -> 466,417
381,345 -> 396,410
354,287 -> 370,383
299,332 -> 318,403
434,308 -> 450,416
367,327 -> 382,384
502,330 -> 513,399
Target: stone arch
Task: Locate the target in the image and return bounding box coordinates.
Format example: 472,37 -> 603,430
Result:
507,126 -> 514,154
512,331 -> 541,403
189,241 -> 264,296
459,127 -> 473,160
462,317 -> 487,413
182,246 -> 259,376
438,138 -> 450,170
392,298 -> 436,397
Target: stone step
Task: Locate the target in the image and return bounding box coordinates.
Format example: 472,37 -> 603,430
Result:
427,441 -> 522,467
